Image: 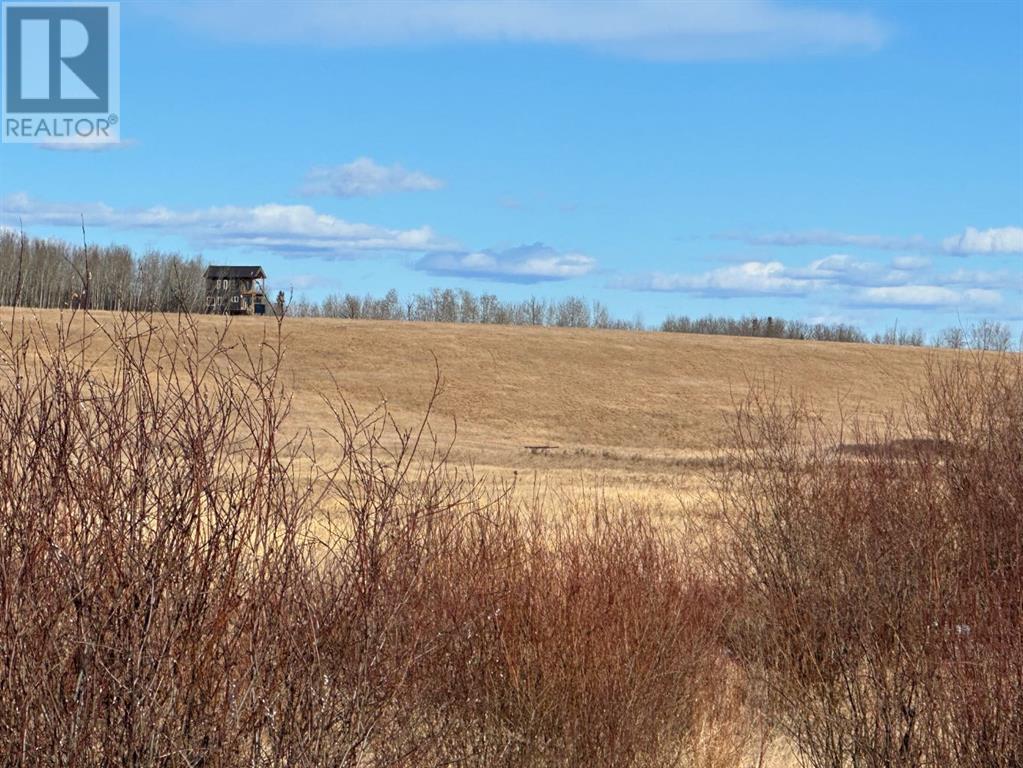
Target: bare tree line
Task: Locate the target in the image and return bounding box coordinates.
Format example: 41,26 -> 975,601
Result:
662,313 -> 871,344
289,290 -> 1017,350
288,287 -> 639,329
0,230 -> 205,312
2,229 -> 1016,349
662,313 -> 1017,350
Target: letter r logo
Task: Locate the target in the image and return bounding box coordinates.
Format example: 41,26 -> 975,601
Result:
5,4 -> 110,113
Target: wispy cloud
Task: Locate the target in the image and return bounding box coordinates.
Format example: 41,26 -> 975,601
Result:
612,260 -> 819,296
37,137 -> 138,152
497,196 -> 526,211
892,255 -> 930,270
416,242 -> 595,282
150,1 -> 889,60
1,192 -> 453,257
300,157 -> 443,197
725,226 -> 1023,255
855,286 -> 1003,309
794,254 -> 895,286
612,254 -> 1015,310
38,141 -> 139,151
613,254 -> 930,296
931,267 -> 1023,290
726,230 -> 930,251
941,226 -> 1023,255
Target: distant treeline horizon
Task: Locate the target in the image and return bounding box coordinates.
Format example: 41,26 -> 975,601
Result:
1,229 -> 1016,351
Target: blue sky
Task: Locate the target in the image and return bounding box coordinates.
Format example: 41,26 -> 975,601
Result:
2,0 -> 1021,335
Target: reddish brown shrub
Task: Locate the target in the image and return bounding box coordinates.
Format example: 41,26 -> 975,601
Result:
0,310 -> 731,767
714,353 -> 1022,768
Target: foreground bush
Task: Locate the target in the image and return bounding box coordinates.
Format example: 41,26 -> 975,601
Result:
0,311 -> 731,767
715,352 -> 1023,768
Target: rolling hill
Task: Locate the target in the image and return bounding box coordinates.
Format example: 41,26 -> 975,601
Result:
5,309 -> 941,506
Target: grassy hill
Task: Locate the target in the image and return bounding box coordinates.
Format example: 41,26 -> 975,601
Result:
5,308 -> 940,509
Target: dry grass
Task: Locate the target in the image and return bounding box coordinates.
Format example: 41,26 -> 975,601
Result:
4,308 -> 940,515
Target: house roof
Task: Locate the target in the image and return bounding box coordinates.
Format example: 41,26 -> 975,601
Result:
204,265 -> 266,279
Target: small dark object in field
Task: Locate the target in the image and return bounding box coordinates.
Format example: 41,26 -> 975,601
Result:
524,444 -> 559,454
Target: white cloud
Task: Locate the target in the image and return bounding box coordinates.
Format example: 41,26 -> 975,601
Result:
615,260 -> 819,296
416,242 -> 595,282
732,230 -> 929,251
37,137 -> 138,152
801,253 -> 882,283
934,267 -> 1023,290
149,1 -> 889,60
892,255 -> 930,270
796,253 -> 930,287
611,253 -> 1021,310
856,285 -> 1003,309
729,226 -> 1023,256
301,157 -> 443,197
941,226 -> 1023,255
1,192 -> 453,257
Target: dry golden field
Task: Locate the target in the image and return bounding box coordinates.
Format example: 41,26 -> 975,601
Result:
7,307 -> 1013,768
6,307 -> 939,516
